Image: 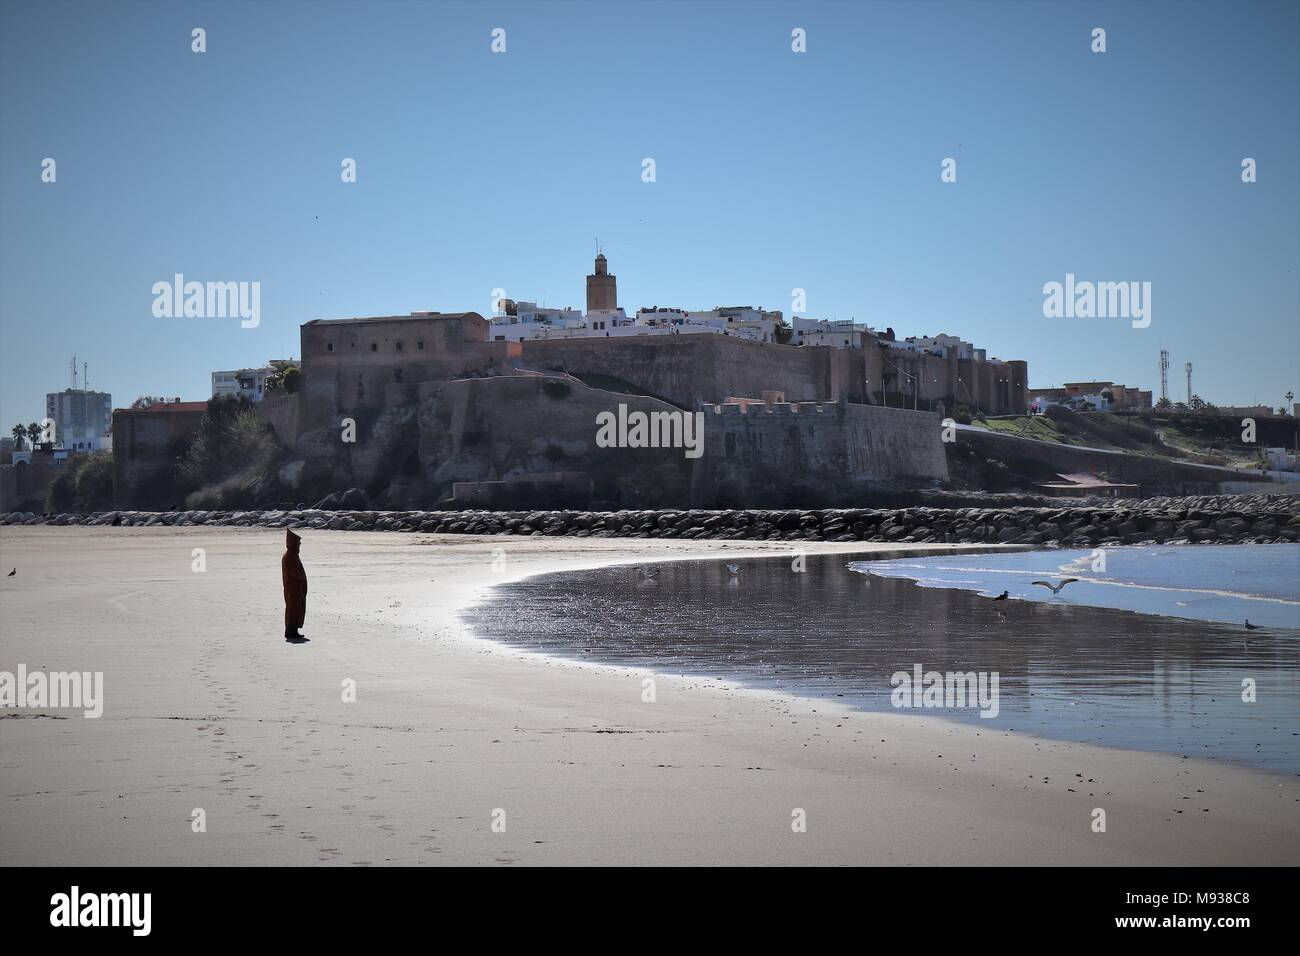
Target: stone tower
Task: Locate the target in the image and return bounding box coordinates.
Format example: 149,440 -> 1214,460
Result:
586,253 -> 617,313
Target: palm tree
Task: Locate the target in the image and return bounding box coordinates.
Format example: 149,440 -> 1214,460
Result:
10,423 -> 26,450
26,422 -> 41,449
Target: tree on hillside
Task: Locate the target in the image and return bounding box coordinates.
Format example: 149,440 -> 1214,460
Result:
131,395 -> 172,409
263,359 -> 302,395
1155,396 -> 1172,412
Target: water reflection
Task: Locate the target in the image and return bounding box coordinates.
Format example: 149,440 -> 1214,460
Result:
460,553 -> 1300,772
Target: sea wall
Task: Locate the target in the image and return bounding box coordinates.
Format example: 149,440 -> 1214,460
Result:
7,493 -> 1296,547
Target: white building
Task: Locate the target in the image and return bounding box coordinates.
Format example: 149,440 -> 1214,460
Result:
45,388 -> 112,451
792,317 -> 875,348
634,306 -> 690,328
1263,447 -> 1297,471
488,300 -> 587,341
212,367 -> 276,402
688,306 -> 783,343
901,333 -> 986,361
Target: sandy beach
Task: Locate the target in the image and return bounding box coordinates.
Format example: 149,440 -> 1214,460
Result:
1,525 -> 1297,866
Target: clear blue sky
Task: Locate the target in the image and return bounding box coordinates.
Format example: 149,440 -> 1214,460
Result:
2,0 -> 1297,427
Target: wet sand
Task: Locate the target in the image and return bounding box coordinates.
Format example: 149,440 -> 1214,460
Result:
1,526 -> 1297,866
462,553 -> 1300,771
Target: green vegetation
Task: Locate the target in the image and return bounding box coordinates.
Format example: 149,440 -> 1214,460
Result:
46,451 -> 114,513
969,404 -> 1289,470
178,396 -> 283,508
970,414 -> 1089,445
264,360 -> 302,396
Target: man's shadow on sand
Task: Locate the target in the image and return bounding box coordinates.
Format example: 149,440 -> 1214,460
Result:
285,635 -> 310,644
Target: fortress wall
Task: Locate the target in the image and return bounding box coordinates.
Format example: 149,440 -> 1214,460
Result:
297,339 -> 517,434
111,407 -> 206,508
690,401 -> 949,508
254,393 -> 298,442
871,349 -> 1027,415
415,376 -> 694,508
521,335 -> 866,409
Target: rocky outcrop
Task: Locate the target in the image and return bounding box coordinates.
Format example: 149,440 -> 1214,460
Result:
5,494 -> 1297,546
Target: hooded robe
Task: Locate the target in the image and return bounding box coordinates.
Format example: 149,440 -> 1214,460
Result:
282,529 -> 307,632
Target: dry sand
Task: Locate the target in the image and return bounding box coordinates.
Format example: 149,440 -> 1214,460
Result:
1,525 -> 1296,866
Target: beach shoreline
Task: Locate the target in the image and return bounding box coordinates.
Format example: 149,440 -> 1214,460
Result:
1,526 -> 1297,866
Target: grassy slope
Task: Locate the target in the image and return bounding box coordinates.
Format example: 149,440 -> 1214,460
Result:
970,409 -> 1262,468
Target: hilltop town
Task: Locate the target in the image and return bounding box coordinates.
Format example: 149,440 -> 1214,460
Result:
2,254 -> 1297,515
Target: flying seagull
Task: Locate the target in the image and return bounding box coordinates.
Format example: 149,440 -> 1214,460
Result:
991,590 -> 1008,601
1032,578 -> 1078,595
1245,619 -> 1260,631
726,564 -> 739,575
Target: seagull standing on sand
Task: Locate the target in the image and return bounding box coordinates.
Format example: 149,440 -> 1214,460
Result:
6,568 -> 13,577
1032,578 -> 1078,595
991,590 -> 1008,601
1245,619 -> 1260,631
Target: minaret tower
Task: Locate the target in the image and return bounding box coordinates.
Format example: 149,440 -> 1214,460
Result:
586,253 -> 617,313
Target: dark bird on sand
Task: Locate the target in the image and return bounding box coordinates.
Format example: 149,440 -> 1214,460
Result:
1245,619 -> 1260,631
6,568 -> 14,576
991,590 -> 1008,600
1032,578 -> 1079,595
